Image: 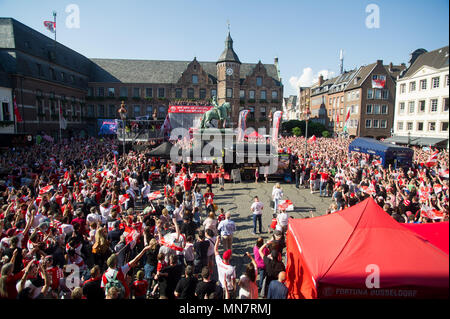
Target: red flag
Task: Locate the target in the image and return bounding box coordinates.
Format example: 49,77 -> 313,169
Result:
118,194 -> 130,205
344,108 -> 351,123
372,159 -> 382,166
425,150 -> 439,167
43,21 -> 56,33
307,135 -> 316,144
39,185 -> 53,195
278,199 -> 294,211
361,184 -> 375,195
114,154 -> 118,167
420,205 -> 444,220
336,112 -> 339,125
13,95 -> 23,122
147,191 -> 162,201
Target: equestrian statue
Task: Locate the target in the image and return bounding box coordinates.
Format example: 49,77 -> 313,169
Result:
200,96 -> 231,129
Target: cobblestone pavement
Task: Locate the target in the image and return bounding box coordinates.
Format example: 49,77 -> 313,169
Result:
199,180 -> 332,276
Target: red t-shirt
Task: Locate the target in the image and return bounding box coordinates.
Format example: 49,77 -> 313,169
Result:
203,192 -> 214,200
206,173 -> 213,185
132,280 -> 148,297
157,261 -> 167,273
183,178 -> 192,192
320,172 -> 329,182
310,172 -> 317,180
0,271 -> 24,300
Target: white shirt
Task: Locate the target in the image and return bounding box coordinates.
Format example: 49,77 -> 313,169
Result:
215,255 -> 236,291
272,188 -> 283,200
100,205 -> 112,219
276,212 -> 289,231
251,201 -> 264,215
86,212 -> 102,225
183,242 -> 194,262
141,184 -> 151,198
173,205 -> 184,222
203,218 -> 218,231
28,212 -> 45,230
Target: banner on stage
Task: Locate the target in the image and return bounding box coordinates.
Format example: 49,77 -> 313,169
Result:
168,105 -> 213,114
98,119 -> 119,135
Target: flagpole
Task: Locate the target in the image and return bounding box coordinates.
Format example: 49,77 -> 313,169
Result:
13,94 -> 17,134
59,99 -> 62,142
53,11 -> 57,42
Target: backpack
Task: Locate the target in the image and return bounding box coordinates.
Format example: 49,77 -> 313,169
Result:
104,270 -> 125,298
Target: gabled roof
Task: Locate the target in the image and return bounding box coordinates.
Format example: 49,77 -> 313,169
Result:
344,63 -> 377,91
402,46 -> 449,78
310,76 -> 339,96
90,58 -> 281,84
328,69 -> 358,93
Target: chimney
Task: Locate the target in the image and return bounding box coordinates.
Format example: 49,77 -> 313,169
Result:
318,75 -> 324,86
389,62 -> 393,72
274,56 -> 281,83
377,59 -> 383,65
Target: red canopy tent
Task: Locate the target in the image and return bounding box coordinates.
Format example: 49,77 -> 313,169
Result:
401,221 -> 449,254
285,198 -> 449,299
245,131 -> 264,140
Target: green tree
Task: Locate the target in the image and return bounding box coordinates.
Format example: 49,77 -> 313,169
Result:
322,130 -> 330,138
292,127 -> 302,136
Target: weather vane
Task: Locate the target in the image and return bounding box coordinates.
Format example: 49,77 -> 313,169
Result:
227,19 -> 230,32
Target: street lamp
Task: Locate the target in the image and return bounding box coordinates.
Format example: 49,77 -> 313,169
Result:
118,101 -> 127,156
304,107 -> 311,158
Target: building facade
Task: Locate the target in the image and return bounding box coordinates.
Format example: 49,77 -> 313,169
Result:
306,60 -> 404,139
0,66 -> 13,133
0,18 -> 283,137
326,70 -> 358,133
298,87 -> 310,119
282,95 -> 298,120
309,75 -> 335,126
391,46 -> 449,148
0,18 -> 93,138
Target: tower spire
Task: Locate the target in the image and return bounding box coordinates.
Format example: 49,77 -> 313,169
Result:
339,49 -> 344,74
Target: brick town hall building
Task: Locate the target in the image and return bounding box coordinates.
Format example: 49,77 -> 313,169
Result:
0,18 -> 283,138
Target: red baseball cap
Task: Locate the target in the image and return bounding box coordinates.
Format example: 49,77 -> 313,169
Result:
223,249 -> 232,260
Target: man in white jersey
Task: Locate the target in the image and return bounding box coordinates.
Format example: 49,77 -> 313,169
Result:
214,236 -> 236,299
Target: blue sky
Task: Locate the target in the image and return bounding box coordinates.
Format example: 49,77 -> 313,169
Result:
1,0 -> 448,96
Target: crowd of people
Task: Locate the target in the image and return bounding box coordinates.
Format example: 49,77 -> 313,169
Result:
0,136 -> 288,300
0,134 -> 448,300
278,136 -> 449,223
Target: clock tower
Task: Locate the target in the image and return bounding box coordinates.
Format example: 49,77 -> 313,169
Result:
217,31 -> 241,126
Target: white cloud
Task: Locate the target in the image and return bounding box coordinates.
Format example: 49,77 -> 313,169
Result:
289,68 -> 336,92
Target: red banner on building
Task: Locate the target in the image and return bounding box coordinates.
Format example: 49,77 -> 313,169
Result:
168,105 -> 213,114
